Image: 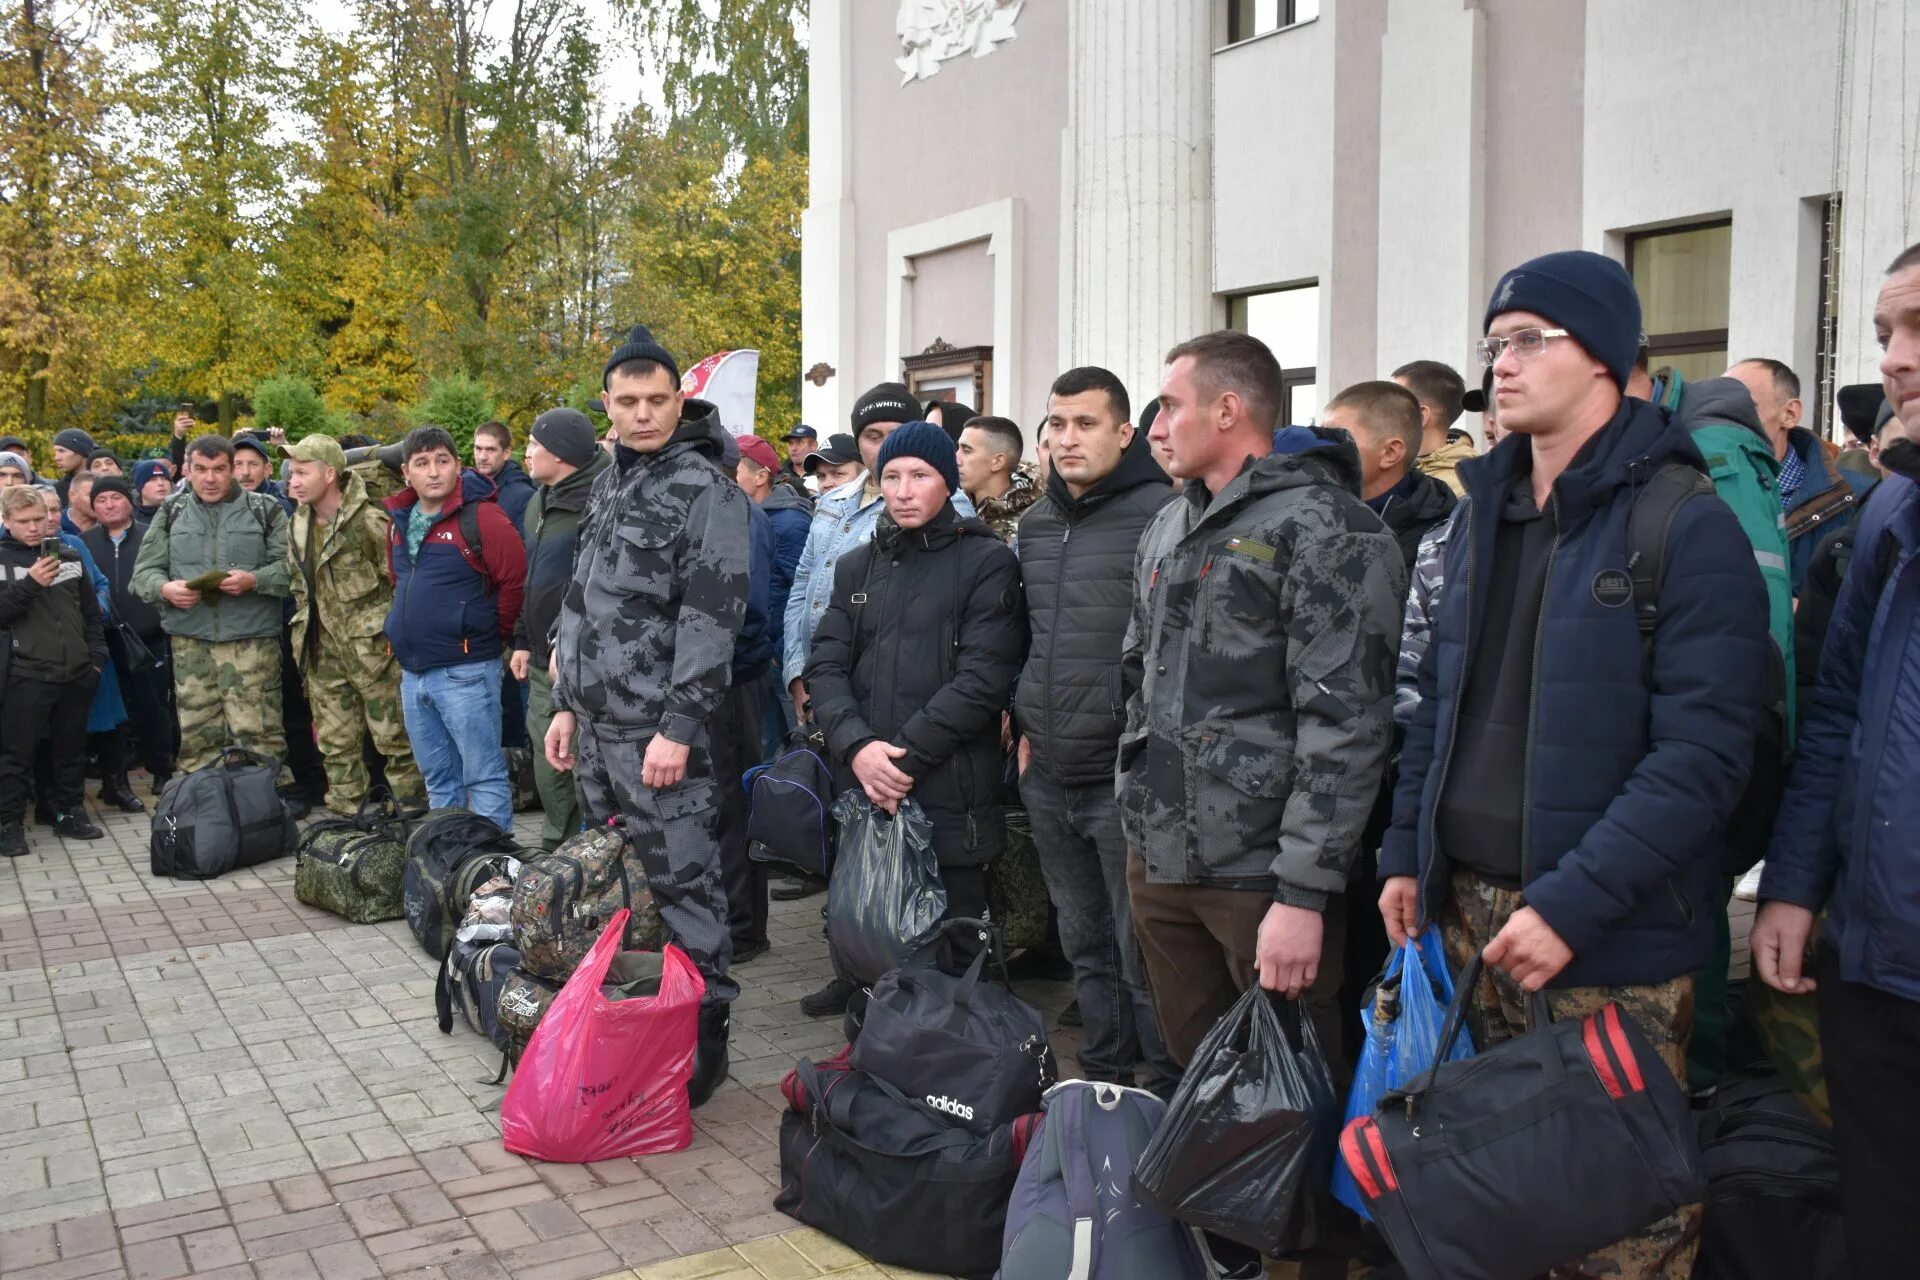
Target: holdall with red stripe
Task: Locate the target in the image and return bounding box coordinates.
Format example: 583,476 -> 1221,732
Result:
1337,952 -> 1705,1280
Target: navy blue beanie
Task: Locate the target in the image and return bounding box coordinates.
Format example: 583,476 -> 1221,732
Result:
874,420 -> 960,496
133,460 -> 168,491
1485,250 -> 1643,390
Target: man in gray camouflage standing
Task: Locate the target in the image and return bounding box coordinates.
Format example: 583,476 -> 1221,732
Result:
544,325 -> 750,1105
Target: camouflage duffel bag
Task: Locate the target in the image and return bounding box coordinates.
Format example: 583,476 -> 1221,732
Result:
986,808 -> 1049,952
496,965 -> 563,1066
294,804 -> 415,923
511,818 -> 664,983
504,747 -> 540,812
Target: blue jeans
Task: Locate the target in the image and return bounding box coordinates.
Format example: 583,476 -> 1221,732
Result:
1021,764 -> 1180,1093
400,659 -> 512,830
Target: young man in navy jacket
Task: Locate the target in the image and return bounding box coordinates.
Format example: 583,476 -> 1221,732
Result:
1380,251 -> 1769,1278
1753,241 -> 1920,1274
384,426 -> 527,830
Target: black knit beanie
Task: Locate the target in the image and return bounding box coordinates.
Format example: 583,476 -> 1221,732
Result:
603,325 -> 680,389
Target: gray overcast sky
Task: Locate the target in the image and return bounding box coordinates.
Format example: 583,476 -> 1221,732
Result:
308,0 -> 652,118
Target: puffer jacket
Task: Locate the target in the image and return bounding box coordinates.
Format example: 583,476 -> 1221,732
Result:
1383,397 -> 1770,988
383,470 -> 526,674
0,531 -> 105,682
1374,468 -> 1458,576
782,473 -> 975,686
82,521 -> 163,639
514,450 -> 609,669
805,503 -> 1027,867
1784,426 -> 1873,593
289,470 -> 393,665
1763,472 -> 1920,1000
552,399 -> 750,744
129,485 -> 290,641
1015,430 -> 1171,786
1119,432 -> 1405,906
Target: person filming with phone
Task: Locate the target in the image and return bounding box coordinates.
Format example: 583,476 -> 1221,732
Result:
0,485 -> 108,856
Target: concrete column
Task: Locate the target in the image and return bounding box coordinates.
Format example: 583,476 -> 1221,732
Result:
800,0 -> 855,429
1064,0 -> 1215,415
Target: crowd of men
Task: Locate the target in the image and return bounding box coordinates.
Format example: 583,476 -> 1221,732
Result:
2,241 -> 1918,1278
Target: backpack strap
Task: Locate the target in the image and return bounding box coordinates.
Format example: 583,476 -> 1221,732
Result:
1057,1086 -> 1099,1280
1627,461 -> 1717,679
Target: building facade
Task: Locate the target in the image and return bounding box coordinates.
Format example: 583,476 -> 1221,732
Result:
802,0 -> 1920,438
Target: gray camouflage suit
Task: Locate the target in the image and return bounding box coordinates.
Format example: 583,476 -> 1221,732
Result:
552,398 -> 750,1004
1119,430 -> 1406,1072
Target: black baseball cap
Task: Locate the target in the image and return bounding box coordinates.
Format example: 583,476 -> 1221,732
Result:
1461,367 -> 1494,415
804,433 -> 861,471
784,423 -> 818,441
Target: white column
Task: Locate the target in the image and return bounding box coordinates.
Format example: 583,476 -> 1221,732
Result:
1065,0 -> 1215,415
800,0 -> 856,429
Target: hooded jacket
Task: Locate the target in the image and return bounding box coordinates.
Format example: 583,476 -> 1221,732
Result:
383,469 -> 526,673
0,531 -> 106,682
130,484 -> 291,642
289,470 -> 393,665
1383,397 -> 1770,987
1119,432 -> 1405,906
1784,425 -> 1873,592
1415,430 -> 1478,497
487,459 -> 537,532
552,399 -> 750,743
1372,468 -> 1459,576
513,450 -> 610,669
804,503 -> 1027,867
1015,431 -> 1172,787
1764,472 -> 1920,1000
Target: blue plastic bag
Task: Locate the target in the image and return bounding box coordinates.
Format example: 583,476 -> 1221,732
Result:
1330,927 -> 1473,1219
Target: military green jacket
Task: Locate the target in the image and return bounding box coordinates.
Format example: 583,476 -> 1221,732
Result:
130,485 -> 291,642
289,471 -> 394,663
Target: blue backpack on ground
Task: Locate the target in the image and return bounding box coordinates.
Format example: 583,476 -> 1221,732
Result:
998,1081 -> 1206,1280
745,731 -> 836,879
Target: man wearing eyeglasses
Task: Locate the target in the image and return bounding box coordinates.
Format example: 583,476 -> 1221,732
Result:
1379,251 -> 1769,1276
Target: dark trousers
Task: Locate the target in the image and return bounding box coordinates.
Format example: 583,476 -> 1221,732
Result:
1023,765 -> 1179,1090
1819,947 -> 1920,1274
278,631 -> 327,799
2,674 -> 95,821
500,660 -> 529,749
117,634 -> 176,777
712,672 -> 769,950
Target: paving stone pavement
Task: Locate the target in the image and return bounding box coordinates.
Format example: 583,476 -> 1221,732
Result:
0,789 -> 1079,1280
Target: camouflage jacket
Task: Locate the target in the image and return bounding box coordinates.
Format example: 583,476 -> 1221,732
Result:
552,399 -> 750,742
130,485 -> 290,642
975,475 -> 1042,546
1395,504 -> 1460,729
1118,432 -> 1406,907
289,471 -> 394,664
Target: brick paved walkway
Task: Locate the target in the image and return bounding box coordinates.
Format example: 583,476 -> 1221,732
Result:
0,792 -> 1078,1280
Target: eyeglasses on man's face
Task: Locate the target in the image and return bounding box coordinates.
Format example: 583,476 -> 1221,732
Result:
1477,327 -> 1571,366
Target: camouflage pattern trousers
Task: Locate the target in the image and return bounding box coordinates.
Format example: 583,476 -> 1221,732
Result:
573,721 -> 736,1004
171,636 -> 286,775
1441,868 -> 1700,1279
305,634 -> 422,811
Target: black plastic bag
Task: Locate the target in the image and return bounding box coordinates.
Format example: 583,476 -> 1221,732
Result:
825,792 -> 946,987
1133,986 -> 1340,1256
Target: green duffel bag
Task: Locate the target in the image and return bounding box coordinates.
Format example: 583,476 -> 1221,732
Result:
294,803 -> 415,923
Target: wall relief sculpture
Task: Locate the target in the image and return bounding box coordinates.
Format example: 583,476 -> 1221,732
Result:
895,0 -> 1025,85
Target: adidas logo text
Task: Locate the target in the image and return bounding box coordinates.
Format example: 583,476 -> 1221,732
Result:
924,1094 -> 974,1121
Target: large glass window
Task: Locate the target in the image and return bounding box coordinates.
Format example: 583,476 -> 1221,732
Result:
1628,221 -> 1732,386
1229,284 -> 1320,425
1228,0 -> 1320,44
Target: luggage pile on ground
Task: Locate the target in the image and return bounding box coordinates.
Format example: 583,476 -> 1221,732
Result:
402,808 -> 525,959
150,747 -> 298,879
435,870 -> 520,1070
775,920 -> 1058,1279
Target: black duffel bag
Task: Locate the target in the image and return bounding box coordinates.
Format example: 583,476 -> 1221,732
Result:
1339,952 -> 1705,1280
151,747 -> 297,879
746,731 -> 836,880
848,918 -> 1057,1135
774,1055 -> 1037,1280
1691,1073 -> 1847,1280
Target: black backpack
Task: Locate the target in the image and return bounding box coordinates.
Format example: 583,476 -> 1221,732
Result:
401,809 -> 522,959
745,732 -> 836,879
1691,1074 -> 1847,1280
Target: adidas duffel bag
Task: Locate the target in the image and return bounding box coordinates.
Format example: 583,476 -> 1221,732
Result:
1339,953 -> 1705,1280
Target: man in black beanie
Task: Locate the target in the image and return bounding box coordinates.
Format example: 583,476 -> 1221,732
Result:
545,329 -> 747,1106
509,408 -> 607,851
1380,251 -> 1770,1276
51,428 -> 93,503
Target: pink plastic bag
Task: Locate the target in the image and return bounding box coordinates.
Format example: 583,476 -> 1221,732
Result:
501,909 -> 705,1162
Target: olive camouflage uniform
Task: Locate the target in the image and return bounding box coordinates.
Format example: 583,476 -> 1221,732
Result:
552,399 -> 750,1005
131,485 -> 291,773
975,475 -> 1042,547
289,470 -> 422,810
1443,867 -> 1701,1279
